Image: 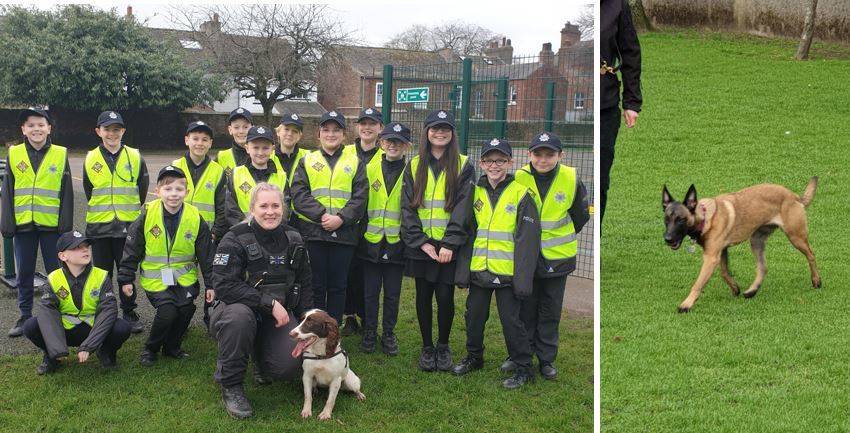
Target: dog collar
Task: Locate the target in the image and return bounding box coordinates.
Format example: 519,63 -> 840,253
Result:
303,349 -> 350,368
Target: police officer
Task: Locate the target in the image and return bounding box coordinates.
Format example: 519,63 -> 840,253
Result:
217,108 -> 253,177
1,107 -> 74,337
211,182 -> 313,420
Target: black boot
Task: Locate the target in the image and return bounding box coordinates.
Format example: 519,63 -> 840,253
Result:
340,315 -> 360,337
360,330 -> 377,353
8,316 -> 28,338
381,332 -> 399,356
417,346 -> 436,372
435,343 -> 453,372
221,384 -> 253,419
540,361 -> 558,380
36,354 -> 59,375
500,357 -> 517,374
97,347 -> 117,368
451,356 -> 484,376
123,310 -> 143,334
139,348 -> 157,367
502,367 -> 535,390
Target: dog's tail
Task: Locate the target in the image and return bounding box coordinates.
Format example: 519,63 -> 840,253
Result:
800,176 -> 818,207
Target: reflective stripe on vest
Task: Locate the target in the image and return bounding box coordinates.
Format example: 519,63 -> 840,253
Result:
85,147 -> 142,223
172,157 -> 224,223
231,165 -> 288,215
298,149 -> 359,223
363,156 -> 403,244
514,164 -> 577,260
9,144 -> 66,227
139,200 -> 201,293
409,154 -> 468,241
217,148 -> 237,178
48,267 -> 108,330
470,181 -> 528,275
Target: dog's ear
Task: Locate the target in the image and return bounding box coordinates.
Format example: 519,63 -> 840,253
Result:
662,185 -> 675,211
325,321 -> 340,358
684,184 -> 698,212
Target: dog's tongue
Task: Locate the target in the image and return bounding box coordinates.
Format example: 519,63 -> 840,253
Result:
292,339 -> 309,358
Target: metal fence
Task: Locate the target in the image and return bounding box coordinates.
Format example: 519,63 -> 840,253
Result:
380,50 -> 594,280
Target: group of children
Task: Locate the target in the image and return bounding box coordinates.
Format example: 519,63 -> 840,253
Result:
3,105 -> 587,391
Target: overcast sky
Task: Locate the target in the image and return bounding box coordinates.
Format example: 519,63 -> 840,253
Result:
29,0 -> 594,57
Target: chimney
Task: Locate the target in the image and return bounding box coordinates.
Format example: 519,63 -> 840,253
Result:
560,22 -> 582,49
540,42 -> 554,66
483,37 -> 514,65
200,13 -> 222,35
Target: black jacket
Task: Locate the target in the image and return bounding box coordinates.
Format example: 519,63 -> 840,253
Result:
82,144 -> 150,239
117,202 -> 214,307
290,147 -> 368,246
177,154 -> 229,241
454,175 -> 540,297
37,264 -> 118,359
212,222 -> 312,317
358,155 -> 407,264
0,141 -> 74,237
224,160 -> 291,228
601,0 -> 642,112
400,156 -> 475,261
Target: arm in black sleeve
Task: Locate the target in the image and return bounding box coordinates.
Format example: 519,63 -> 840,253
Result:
212,232 -> 261,308
1,158 -> 16,238
294,244 -> 313,317
211,175 -> 229,240
337,160 -> 367,225
83,164 -> 93,201
137,155 -> 149,203
569,179 -> 590,234
117,211 -> 146,286
195,218 -> 215,289
453,204 -> 475,288
513,194 -> 541,298
618,0 -> 642,112
224,177 -> 246,228
37,284 -> 68,359
78,278 -> 117,353
441,160 -> 475,250
400,161 -> 428,249
57,155 -> 73,233
290,159 -> 326,222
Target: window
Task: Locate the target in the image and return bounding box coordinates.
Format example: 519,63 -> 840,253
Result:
509,85 -> 517,105
574,91 -> 585,110
375,82 -> 383,107
455,85 -> 463,109
179,40 -> 202,50
474,90 -> 483,118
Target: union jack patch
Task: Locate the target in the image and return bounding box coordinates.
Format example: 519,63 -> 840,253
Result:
473,198 -> 484,211
57,287 -> 69,299
269,255 -> 286,265
92,162 -> 104,173
240,181 -> 252,193
149,225 -> 162,239
312,162 -> 325,172
16,161 -> 29,173
213,254 -> 229,265
371,179 -> 382,192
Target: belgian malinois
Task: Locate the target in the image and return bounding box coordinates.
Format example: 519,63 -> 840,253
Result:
661,178 -> 821,313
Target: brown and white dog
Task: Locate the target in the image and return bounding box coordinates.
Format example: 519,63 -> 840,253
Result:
289,309 -> 366,420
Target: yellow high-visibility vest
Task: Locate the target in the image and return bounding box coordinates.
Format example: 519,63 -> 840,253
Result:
470,180 -> 529,275
85,146 -> 142,224
363,156 -> 402,244
230,164 -> 287,215
408,154 -> 468,241
172,156 -> 224,224
298,149 -> 359,222
217,148 -> 237,177
514,164 -> 577,260
139,200 -> 201,293
48,266 -> 108,330
8,143 -> 66,227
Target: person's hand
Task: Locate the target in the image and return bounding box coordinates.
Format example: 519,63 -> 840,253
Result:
122,284 -> 134,297
321,214 -> 344,231
205,289 -> 215,303
420,243 -> 439,261
437,247 -> 453,264
624,109 -> 639,128
272,300 -> 289,328
78,351 -> 89,363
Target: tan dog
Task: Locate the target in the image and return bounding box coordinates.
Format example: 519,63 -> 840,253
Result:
661,178 -> 821,312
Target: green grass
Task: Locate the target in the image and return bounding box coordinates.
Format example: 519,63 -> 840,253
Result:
0,280 -> 592,433
601,31 -> 850,432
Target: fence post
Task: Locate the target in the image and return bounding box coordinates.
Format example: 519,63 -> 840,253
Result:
382,65 -> 393,124
495,78 -> 509,139
459,57 -> 473,154
544,80 -> 556,132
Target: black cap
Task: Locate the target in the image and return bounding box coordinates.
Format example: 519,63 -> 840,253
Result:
380,122 -> 411,143
528,132 -> 563,151
279,112 -> 304,129
186,120 -> 213,137
97,111 -> 125,128
157,165 -> 186,182
319,110 -> 346,128
423,110 -> 455,130
481,138 -> 512,158
18,106 -> 52,125
246,126 -> 275,144
56,230 -> 91,252
228,107 -> 253,124
357,107 -> 383,123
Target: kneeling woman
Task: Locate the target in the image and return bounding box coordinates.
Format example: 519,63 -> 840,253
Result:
210,182 -> 313,419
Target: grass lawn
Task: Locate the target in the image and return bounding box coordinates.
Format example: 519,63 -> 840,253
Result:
0,279 -> 592,433
601,31 -> 850,432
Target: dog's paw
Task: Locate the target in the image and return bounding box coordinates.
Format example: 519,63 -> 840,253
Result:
677,304 -> 691,313
812,277 -> 822,289
301,408 -> 312,418
318,409 -> 333,420
355,391 -> 366,401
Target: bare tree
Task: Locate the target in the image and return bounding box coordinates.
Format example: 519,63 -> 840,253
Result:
577,3 -> 594,40
384,24 -> 431,52
795,0 -> 818,60
383,20 -> 496,56
169,4 -> 354,126
629,0 -> 656,32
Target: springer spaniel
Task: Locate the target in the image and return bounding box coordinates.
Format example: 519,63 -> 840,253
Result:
290,309 -> 366,420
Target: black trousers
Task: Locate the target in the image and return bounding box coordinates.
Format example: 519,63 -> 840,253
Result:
600,106 -> 621,226
344,255 -> 366,318
307,241 -> 355,324
520,275 -> 567,364
91,237 -> 137,313
362,261 -> 404,335
13,230 -> 60,317
23,317 -> 131,358
464,284 -> 533,369
145,303 -> 195,354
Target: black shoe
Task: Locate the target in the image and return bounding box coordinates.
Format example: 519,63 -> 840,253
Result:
139,349 -> 157,367
163,348 -> 190,360
36,355 -> 59,375
124,311 -> 143,334
452,356 -> 484,376
340,315 -> 360,337
221,384 -> 253,419
417,346 -> 436,372
503,368 -> 535,390
97,348 -> 117,368
435,344 -> 453,372
253,369 -> 273,385
8,316 -> 28,338
360,330 -> 377,353
500,357 -> 517,374
540,361 -> 557,380
381,333 -> 399,356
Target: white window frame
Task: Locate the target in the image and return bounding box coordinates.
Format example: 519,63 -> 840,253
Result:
574,91 -> 585,110
375,82 -> 383,107
509,85 -> 517,105
455,85 -> 463,109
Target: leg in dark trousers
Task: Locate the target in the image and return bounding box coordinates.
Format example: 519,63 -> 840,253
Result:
163,303 -> 196,354
494,288 -> 533,369
37,231 -> 61,274
344,256 -> 365,317
414,279 -> 455,347
211,302 -> 257,387
13,231 -> 40,318
363,262 -> 404,334
521,276 -> 567,364
414,278 -> 435,347
380,264 -> 404,335
92,237 -> 137,314
325,245 -> 355,324
362,261 -> 383,334
600,106 -> 621,226
146,304 -> 179,353
307,242 -> 330,313
101,319 -> 132,358
23,318 -> 129,358
464,285 -> 494,361
434,283 -> 455,345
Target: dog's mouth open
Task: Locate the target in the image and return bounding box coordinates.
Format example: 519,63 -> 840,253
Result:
292,335 -> 317,358
667,239 -> 682,250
